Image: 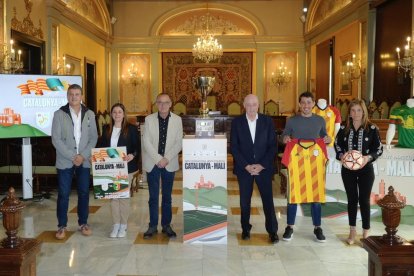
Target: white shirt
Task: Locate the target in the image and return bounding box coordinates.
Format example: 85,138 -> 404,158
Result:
111,127 -> 121,147
246,113 -> 258,143
69,106 -> 82,154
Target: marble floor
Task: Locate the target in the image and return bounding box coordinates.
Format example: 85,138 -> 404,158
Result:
1,172 -> 414,276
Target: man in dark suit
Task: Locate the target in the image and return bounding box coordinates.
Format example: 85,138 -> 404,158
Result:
230,94 -> 279,244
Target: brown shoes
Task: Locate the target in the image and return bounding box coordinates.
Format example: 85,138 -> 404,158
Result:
79,224 -> 92,236
55,227 -> 66,240
55,224 -> 92,239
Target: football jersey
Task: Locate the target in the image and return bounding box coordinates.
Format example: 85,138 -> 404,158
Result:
312,105 -> 341,147
281,138 -> 328,204
389,105 -> 414,148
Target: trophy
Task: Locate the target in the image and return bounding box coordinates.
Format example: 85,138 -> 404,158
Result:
193,76 -> 215,116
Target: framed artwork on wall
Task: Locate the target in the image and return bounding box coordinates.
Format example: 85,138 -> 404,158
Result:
119,53 -> 151,115
340,53 -> 352,95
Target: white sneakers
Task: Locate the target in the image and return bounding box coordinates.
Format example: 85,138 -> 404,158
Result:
110,224 -> 120,238
118,224 -> 127,238
109,224 -> 127,238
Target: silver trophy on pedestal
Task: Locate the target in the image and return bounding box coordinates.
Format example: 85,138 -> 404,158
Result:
193,76 -> 215,116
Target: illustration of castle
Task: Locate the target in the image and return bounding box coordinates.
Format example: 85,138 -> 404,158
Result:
194,175 -> 215,189
370,179 -> 407,205
193,175 -> 215,210
0,108 -> 22,126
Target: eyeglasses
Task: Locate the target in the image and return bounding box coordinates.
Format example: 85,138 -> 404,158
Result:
156,101 -> 171,105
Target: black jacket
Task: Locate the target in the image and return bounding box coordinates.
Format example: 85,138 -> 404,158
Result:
230,113 -> 277,176
334,124 -> 383,162
99,124 -> 140,173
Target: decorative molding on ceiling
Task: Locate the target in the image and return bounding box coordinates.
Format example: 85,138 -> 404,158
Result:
307,0 -> 352,32
152,3 -> 263,36
65,0 -> 110,34
46,0 -> 111,42
166,13 -> 248,36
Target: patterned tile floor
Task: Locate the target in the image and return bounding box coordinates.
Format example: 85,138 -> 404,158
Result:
1,171 -> 413,276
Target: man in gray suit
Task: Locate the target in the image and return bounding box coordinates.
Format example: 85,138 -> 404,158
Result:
51,84 -> 98,240
142,93 -> 183,239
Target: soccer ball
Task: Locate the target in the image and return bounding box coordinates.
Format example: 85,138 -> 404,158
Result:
342,150 -> 364,170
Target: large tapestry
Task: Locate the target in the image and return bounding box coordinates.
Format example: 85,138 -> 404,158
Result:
162,52 -> 252,114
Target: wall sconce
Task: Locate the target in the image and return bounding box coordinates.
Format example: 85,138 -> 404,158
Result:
396,36 -> 413,78
271,62 -> 292,86
128,63 -> 144,86
344,54 -> 364,81
53,55 -> 72,75
0,39 -> 23,74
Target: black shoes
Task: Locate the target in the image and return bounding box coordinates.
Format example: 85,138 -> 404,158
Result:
144,225 -> 177,239
241,224 -> 252,240
282,226 -> 294,241
314,227 -> 326,243
241,230 -> 250,240
269,233 -> 279,244
162,225 -> 177,238
143,225 -> 158,239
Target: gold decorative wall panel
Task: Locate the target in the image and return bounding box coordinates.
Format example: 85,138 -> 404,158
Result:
11,0 -> 43,40
264,52 -> 297,114
119,53 -> 151,115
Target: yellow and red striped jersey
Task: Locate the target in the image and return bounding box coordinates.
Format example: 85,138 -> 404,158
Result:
281,138 -> 328,204
312,105 -> 341,147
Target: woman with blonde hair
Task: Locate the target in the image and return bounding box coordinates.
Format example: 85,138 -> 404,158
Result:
334,99 -> 383,245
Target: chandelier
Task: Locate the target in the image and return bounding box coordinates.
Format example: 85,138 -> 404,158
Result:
192,13 -> 223,63
271,62 -> 292,86
0,40 -> 23,74
396,36 -> 414,78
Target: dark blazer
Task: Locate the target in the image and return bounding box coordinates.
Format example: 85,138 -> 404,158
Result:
99,124 -> 140,173
230,113 -> 277,176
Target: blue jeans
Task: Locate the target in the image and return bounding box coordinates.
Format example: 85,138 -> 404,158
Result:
287,203 -> 321,226
57,165 -> 90,227
147,166 -> 175,227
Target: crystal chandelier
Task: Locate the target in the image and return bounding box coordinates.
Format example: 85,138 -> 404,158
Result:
396,36 -> 414,78
192,14 -> 223,63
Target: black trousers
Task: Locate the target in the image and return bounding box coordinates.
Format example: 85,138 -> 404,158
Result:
341,164 -> 375,229
237,171 -> 278,234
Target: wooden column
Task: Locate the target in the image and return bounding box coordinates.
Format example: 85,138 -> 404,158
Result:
0,187 -> 42,276
361,186 -> 414,275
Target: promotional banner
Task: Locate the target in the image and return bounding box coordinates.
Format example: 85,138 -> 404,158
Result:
91,146 -> 129,199
0,74 -> 82,138
320,146 -> 414,225
183,136 -> 227,244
